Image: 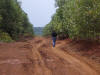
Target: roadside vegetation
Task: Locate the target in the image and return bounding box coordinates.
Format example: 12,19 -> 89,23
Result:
0,0 -> 34,42
43,0 -> 100,40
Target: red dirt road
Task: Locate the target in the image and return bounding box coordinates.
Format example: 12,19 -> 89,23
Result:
0,37 -> 99,75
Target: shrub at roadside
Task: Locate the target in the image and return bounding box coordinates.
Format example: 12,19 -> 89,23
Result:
0,32 -> 14,42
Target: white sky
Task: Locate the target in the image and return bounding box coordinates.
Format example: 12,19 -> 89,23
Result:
19,0 -> 56,27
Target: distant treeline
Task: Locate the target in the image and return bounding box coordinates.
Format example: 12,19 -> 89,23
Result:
34,27 -> 44,36
0,0 -> 34,42
43,0 -> 100,40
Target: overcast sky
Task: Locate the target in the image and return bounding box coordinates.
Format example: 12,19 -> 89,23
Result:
19,0 -> 56,27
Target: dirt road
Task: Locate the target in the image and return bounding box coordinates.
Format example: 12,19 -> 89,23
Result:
0,37 -> 99,75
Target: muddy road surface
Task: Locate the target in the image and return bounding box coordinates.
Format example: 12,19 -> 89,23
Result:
0,37 -> 99,75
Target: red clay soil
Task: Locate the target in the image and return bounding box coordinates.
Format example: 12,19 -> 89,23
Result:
0,37 -> 99,75
59,39 -> 100,63
58,39 -> 100,72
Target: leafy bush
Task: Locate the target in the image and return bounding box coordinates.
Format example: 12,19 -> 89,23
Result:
0,31 -> 14,42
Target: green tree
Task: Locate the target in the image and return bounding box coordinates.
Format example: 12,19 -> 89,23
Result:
0,0 -> 34,41
44,0 -> 100,40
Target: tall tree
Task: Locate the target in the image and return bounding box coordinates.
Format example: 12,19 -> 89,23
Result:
44,0 -> 100,40
0,0 -> 34,40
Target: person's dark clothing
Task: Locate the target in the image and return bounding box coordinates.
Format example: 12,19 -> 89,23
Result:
52,32 -> 57,37
52,32 -> 57,47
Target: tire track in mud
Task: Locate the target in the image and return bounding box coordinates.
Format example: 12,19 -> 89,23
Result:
31,38 -> 99,75
0,37 -> 99,75
35,40 -> 70,75
51,47 -> 99,75
30,39 -> 52,75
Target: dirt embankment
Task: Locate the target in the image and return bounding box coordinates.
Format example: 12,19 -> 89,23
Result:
58,39 -> 100,71
0,37 -> 99,75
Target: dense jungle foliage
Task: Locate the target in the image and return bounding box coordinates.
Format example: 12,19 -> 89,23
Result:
43,0 -> 100,40
0,0 -> 34,42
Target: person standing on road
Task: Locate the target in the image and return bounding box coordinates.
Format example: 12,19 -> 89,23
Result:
52,31 -> 57,47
